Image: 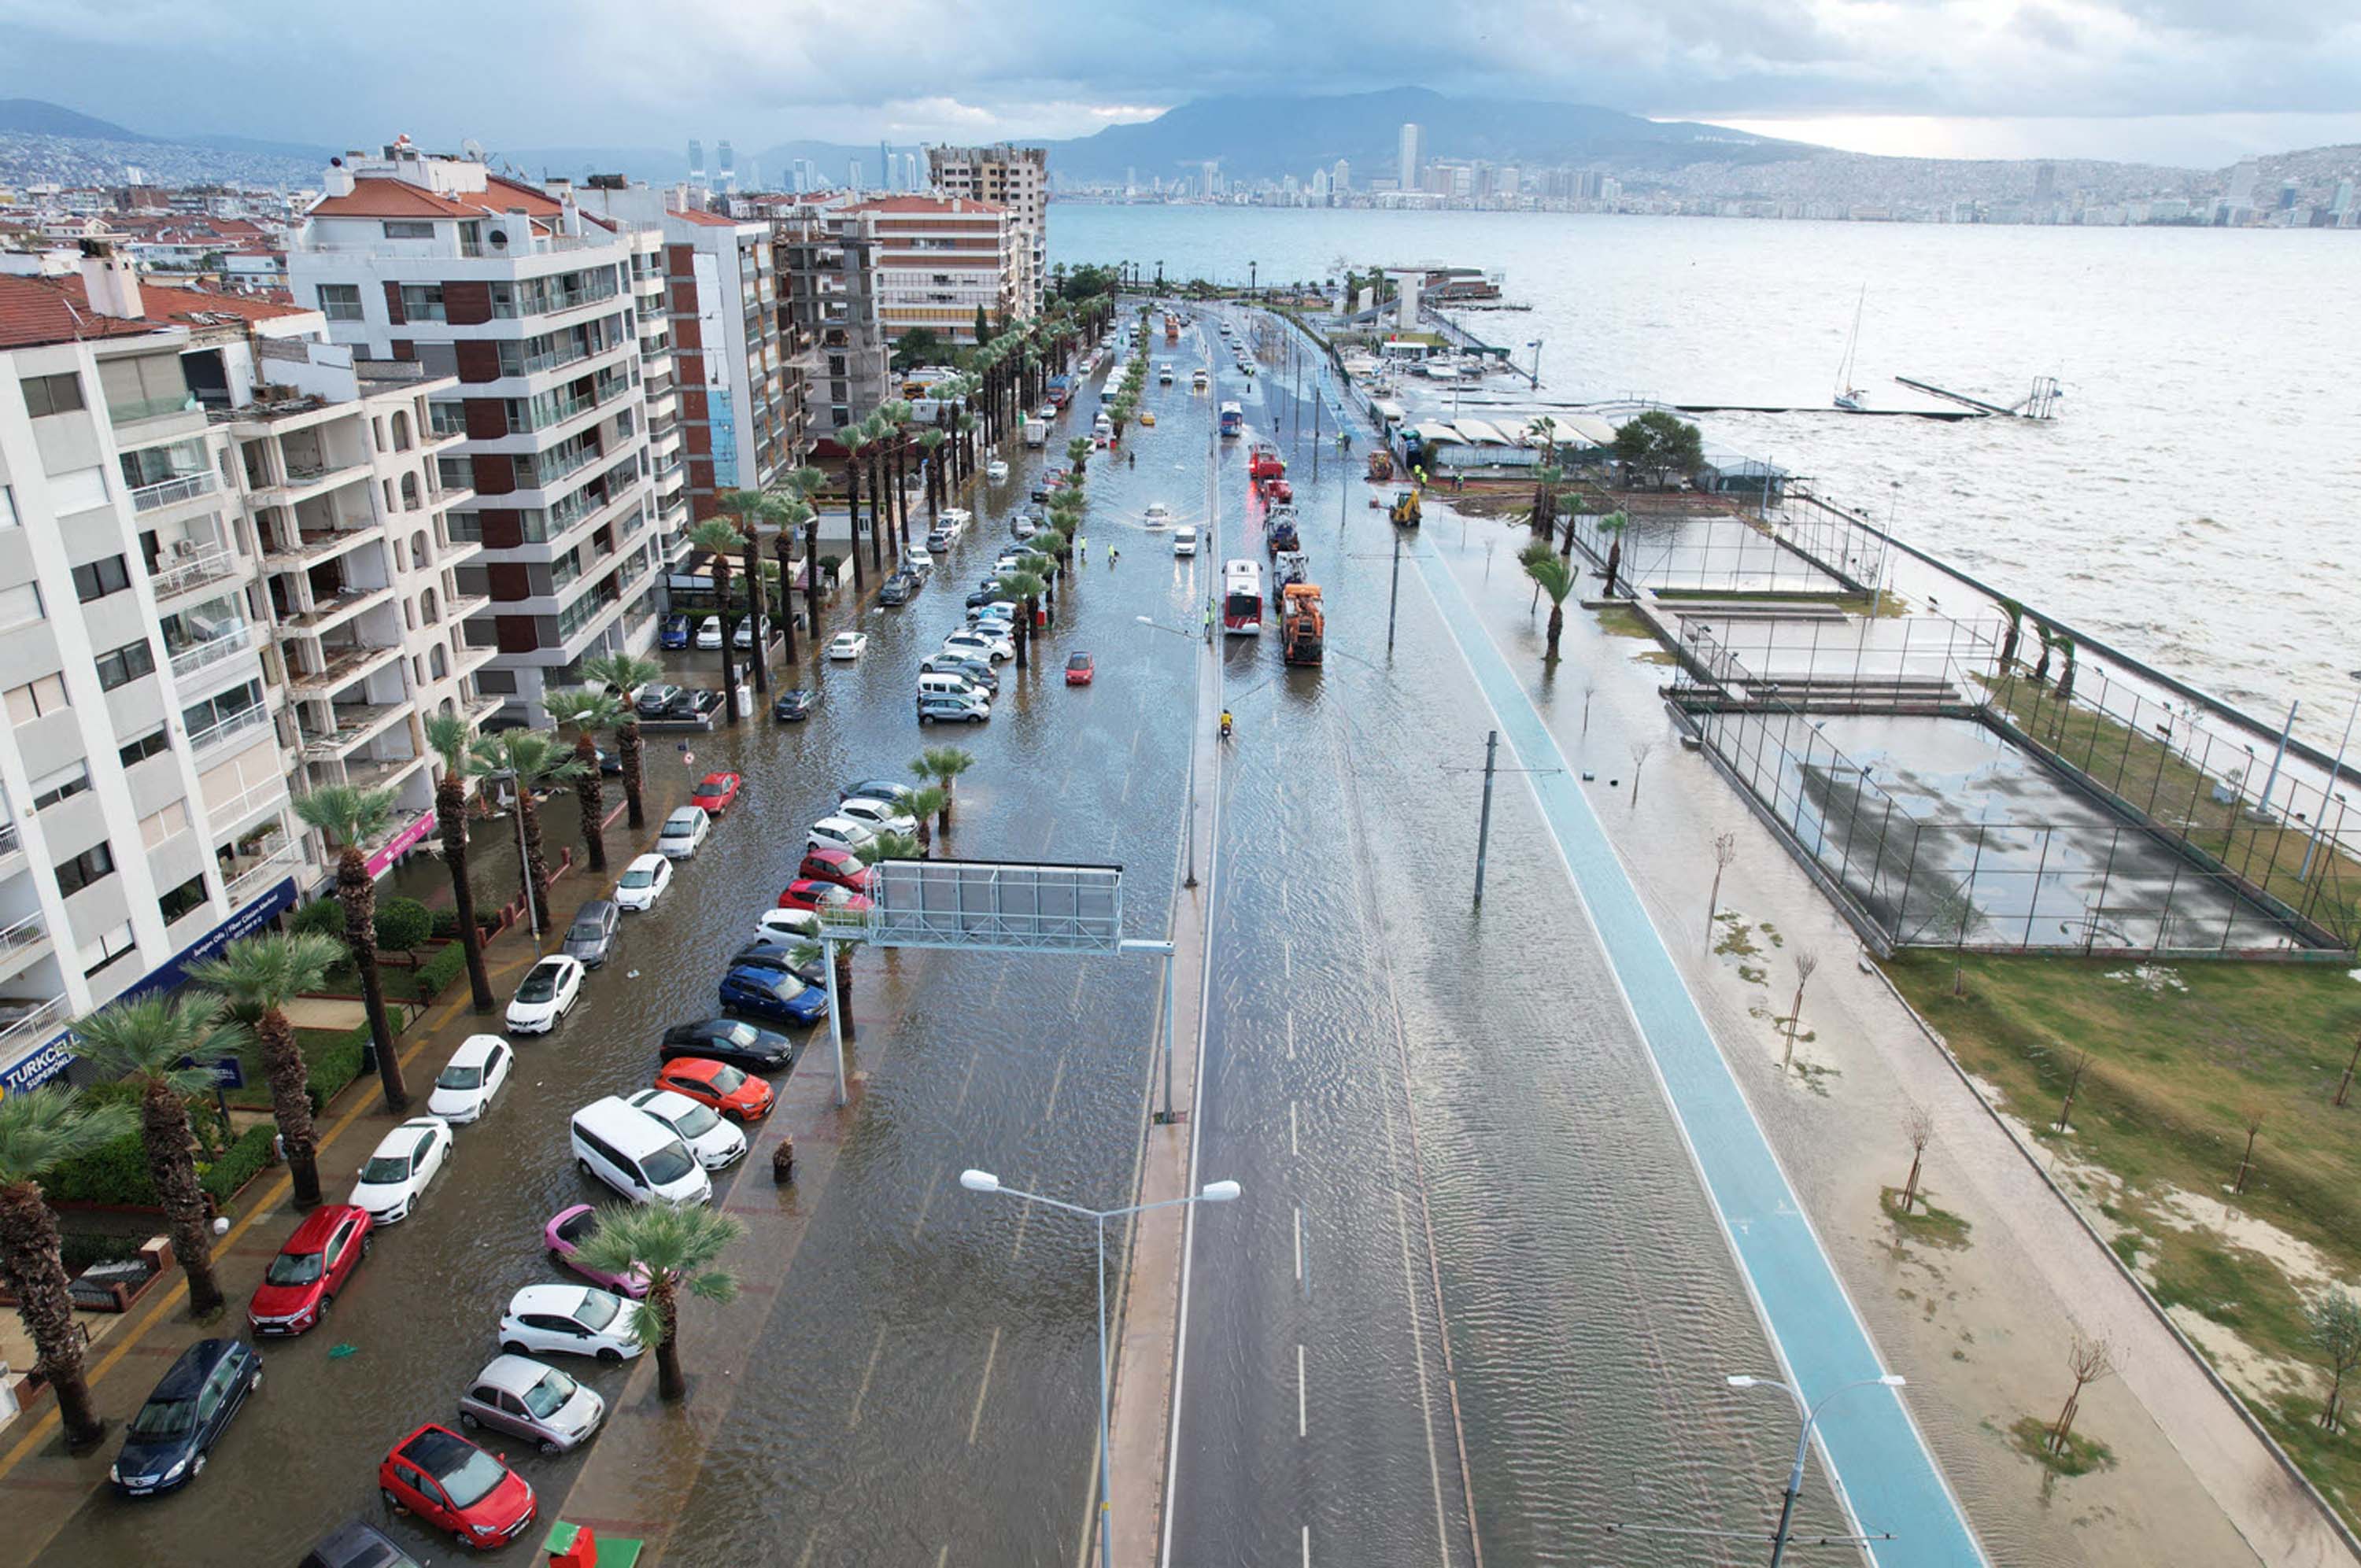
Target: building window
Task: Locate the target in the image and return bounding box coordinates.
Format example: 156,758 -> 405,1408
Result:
54,841 -> 116,897
72,555 -> 132,603
382,221 -> 436,239
0,581 -> 42,633
140,799 -> 190,850
31,761 -> 90,810
95,640 -> 157,691
83,921 -> 135,977
316,283 -> 364,321
447,511 -> 482,543
399,285 -> 445,322
118,728 -> 170,768
5,673 -> 69,725
159,873 -> 209,924
22,373 -> 84,418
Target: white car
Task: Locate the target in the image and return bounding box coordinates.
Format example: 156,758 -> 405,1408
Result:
695,616 -> 722,650
828,632 -> 869,662
657,805 -> 711,859
756,907 -> 822,943
985,460 -> 1010,482
613,852 -> 673,912
838,797 -> 918,837
944,629 -> 1013,665
498,1285 -> 644,1365
940,508 -> 972,537
1173,526 -> 1199,556
349,1116 -> 454,1224
506,954 -> 585,1035
626,1089 -> 748,1171
807,816 -> 878,856
427,1035 -> 514,1125
1144,503 -> 1172,529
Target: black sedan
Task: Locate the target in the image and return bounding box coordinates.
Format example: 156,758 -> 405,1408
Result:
659,1019 -> 795,1072
773,688 -> 821,722
733,938 -> 827,986
111,1337 -> 261,1495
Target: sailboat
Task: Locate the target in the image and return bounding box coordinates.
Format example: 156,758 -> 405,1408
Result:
1833,286 -> 1869,411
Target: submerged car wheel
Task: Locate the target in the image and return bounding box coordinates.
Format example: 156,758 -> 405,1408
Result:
597,1347 -> 623,1366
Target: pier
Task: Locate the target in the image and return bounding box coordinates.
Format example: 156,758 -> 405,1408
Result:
1893,374 -> 2063,419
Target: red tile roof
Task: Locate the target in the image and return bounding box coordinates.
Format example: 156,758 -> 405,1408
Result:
848,194 -> 1005,216
309,179 -> 482,220
668,205 -> 745,227
0,273 -> 309,350
142,283 -> 312,327
482,174 -> 564,217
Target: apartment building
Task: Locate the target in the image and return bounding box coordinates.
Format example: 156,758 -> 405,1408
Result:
286,142 -> 663,722
770,204 -> 891,435
925,145 -> 1046,318
845,195 -> 1016,346
0,248 -> 491,1094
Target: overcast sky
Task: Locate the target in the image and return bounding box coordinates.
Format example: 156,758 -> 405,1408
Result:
6,0 -> 2357,166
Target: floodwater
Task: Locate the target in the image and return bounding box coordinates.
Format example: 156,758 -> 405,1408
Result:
1051,205 -> 2361,743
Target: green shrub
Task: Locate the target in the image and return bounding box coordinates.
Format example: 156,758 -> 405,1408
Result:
198,1124 -> 278,1205
412,940 -> 471,1003
301,1023 -> 370,1112
42,1132 -> 157,1206
374,897 -> 432,954
57,1232 -> 146,1275
290,898 -> 345,939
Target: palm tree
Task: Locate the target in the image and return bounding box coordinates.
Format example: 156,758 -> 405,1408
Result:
570,1203 -> 741,1403
918,429 -> 948,522
955,410 -> 978,485
1018,551 -> 1059,624
839,427 -> 868,592
72,994 -> 228,1316
911,747 -> 974,830
771,500 -> 807,662
996,572 -> 1044,668
787,933 -> 862,1040
859,416 -> 891,568
583,653 -> 661,831
0,1087 -> 136,1451
423,712 -> 498,1012
686,518 -> 746,725
1066,435 -> 1092,478
292,784 -> 407,1112
1597,511 -> 1629,599
190,932 -> 345,1210
1997,598 -> 2025,673
1521,543 -> 1578,663
716,489 -> 774,695
903,788 -> 947,855
543,688 -> 624,873
478,729 -> 583,935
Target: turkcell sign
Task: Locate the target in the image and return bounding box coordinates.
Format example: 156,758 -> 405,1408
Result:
0,1033 -> 75,1097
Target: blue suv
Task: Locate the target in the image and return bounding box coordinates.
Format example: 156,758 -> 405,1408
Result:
718,965 -> 828,1026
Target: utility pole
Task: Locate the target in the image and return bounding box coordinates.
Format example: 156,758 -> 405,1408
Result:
1387,526 -> 1402,654
1473,730 -> 1498,907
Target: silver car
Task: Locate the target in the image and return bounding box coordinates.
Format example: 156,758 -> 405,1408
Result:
457,1353 -> 606,1455
561,900 -> 619,967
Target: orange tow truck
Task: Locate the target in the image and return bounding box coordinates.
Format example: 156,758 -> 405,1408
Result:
1280,583 -> 1325,666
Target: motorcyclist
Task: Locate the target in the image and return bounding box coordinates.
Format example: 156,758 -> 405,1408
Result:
1219,709 -> 1233,739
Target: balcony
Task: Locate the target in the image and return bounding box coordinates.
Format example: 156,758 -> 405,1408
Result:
149,546 -> 243,602
279,583 -> 394,637
339,751 -> 431,794
109,393 -> 202,426
446,592 -> 492,622
456,639 -> 500,679
187,702 -> 275,756
0,911 -> 49,966
0,820 -> 19,863
464,690 -> 506,725
168,623 -> 257,681
250,456 -> 370,504
224,845 -> 303,908
0,995 -> 68,1059
299,701 -> 407,762
263,522 -> 386,573
130,470 -> 220,513
287,643 -> 402,697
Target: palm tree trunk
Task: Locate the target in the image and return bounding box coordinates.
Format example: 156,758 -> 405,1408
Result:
0,1181 -> 107,1449
714,559 -> 740,727
866,455 -> 885,573
1013,607 -> 1029,670
740,538 -> 768,694
141,1082 -> 224,1315
1546,604 -> 1565,661
571,733 -> 608,871
834,947 -> 856,1041
774,533 -> 798,661
803,519 -> 824,635
341,847 -> 407,1112
519,793 -> 552,935
436,777 -> 496,1012
893,441 -> 910,544
652,1279 -> 687,1401
257,1009 -> 323,1207
1603,539 -> 1622,599
618,720 -> 647,831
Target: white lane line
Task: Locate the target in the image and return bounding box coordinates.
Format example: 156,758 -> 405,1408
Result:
1286,1013 -> 1295,1061
968,1325 -> 1003,1445
1011,1172 -> 1034,1261
1297,1343 -> 1308,1437
1281,935 -> 1291,980
1290,1099 -> 1299,1157
936,1548 -> 949,1568
847,1323 -> 888,1428
911,1165 -> 943,1238
796,1529 -> 822,1568
951,1050 -> 980,1115
1302,1525 -> 1312,1568
1043,1052 -> 1069,1120
1294,1205 -> 1303,1283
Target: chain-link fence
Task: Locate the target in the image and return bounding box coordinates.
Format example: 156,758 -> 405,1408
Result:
1558,489 -> 1888,598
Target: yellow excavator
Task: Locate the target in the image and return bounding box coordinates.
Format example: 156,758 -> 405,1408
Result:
1388,483 -> 1422,527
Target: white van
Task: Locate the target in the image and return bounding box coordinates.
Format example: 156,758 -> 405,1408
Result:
916,670 -> 983,703
570,1096 -> 712,1207
1173,526 -> 1199,556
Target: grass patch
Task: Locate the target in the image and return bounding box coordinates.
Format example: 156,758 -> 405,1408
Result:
1883,1186 -> 1975,1249
1593,606 -> 1656,640
2008,1415 -> 2117,1477
1716,917 -> 1762,957
1632,648 -> 1679,666
1834,590 -> 1913,619
2145,1230 -> 2314,1353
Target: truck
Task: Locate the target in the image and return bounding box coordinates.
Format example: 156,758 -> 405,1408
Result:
1247,443 -> 1285,485
1046,374 -> 1073,408
1280,584 -> 1325,666
1265,507 -> 1300,554
1271,549 -> 1309,606
1022,417 -> 1048,448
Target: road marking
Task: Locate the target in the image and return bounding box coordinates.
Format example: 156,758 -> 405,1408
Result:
1297,1342 -> 1308,1437
847,1322 -> 888,1428
1290,1099 -> 1299,1156
912,1165 -> 943,1238
796,1528 -> 823,1568
1281,935 -> 1291,980
1294,1205 -> 1303,1283
1286,1013 -> 1295,1061
968,1325 -> 1003,1444
1011,1174 -> 1035,1261
937,1548 -> 950,1568
1043,1053 -> 1069,1120
1303,1525 -> 1312,1568
951,1050 -> 980,1115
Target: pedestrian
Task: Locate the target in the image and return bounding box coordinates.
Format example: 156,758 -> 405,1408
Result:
1110,547 -> 1119,568
1078,537 -> 1088,563
1128,448 -> 1136,468
772,1134 -> 796,1185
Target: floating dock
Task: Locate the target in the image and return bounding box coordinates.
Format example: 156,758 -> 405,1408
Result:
1893,374 -> 2062,419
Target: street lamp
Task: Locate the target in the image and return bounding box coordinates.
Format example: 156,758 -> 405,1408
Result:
1726,1372 -> 1905,1567
1137,614 -> 1208,889
2298,669 -> 2361,884
960,1170 -> 1241,1568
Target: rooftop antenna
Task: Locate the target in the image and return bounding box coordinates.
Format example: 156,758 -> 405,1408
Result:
462,138 -> 487,164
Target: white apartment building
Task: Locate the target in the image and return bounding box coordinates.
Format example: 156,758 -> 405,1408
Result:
286,142 -> 663,722
0,246 -> 493,1095
847,195 -> 1016,346
926,146 -> 1046,317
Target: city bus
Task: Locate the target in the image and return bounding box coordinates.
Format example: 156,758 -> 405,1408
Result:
1218,401 -> 1243,438
1222,559 -> 1265,635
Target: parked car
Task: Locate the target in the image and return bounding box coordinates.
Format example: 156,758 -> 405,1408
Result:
376,1424 -> 538,1549
732,938 -> 826,987
298,1519 -> 423,1568
985,459 -> 1010,481
427,1035 -> 514,1124
878,574 -> 917,606
110,1337 -> 261,1496
733,617 -> 758,650
719,965 -> 829,1027
497,1285 -> 642,1364
689,772 -> 743,815
778,879 -> 875,916
505,954 -> 584,1034
837,796 -> 917,836
659,615 -> 693,650
457,1354 -> 606,1456
248,1205 -> 373,1336
560,901 -> 619,968
918,693 -> 990,725
772,687 -> 821,722
964,588 -> 998,611
807,816 -> 878,856
570,1096 -> 711,1207
926,655 -> 997,693
941,630 -> 1011,666
940,508 -> 972,537
754,907 -> 822,945
657,805 -> 711,859
634,683 -> 685,718
659,1018 -> 793,1072
695,616 -> 723,650
613,852 -> 673,913
1066,652 -> 1096,686
924,529 -> 953,555
652,1056 -> 775,1123
840,778 -> 916,806
626,1087 -> 748,1170
798,847 -> 873,891
349,1117 -> 453,1224
675,688 -> 725,719
542,1205 -> 650,1297
828,632 -> 870,662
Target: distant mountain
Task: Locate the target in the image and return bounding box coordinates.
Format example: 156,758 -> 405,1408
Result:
0,98 -> 157,142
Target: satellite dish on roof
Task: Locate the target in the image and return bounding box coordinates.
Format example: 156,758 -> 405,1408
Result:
463,138 -> 487,163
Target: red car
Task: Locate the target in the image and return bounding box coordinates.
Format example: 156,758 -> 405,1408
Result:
778,880 -> 874,915
1065,652 -> 1095,687
689,771 -> 743,814
379,1423 -> 537,1550
247,1204 -> 372,1336
653,1057 -> 775,1122
796,847 -> 874,892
